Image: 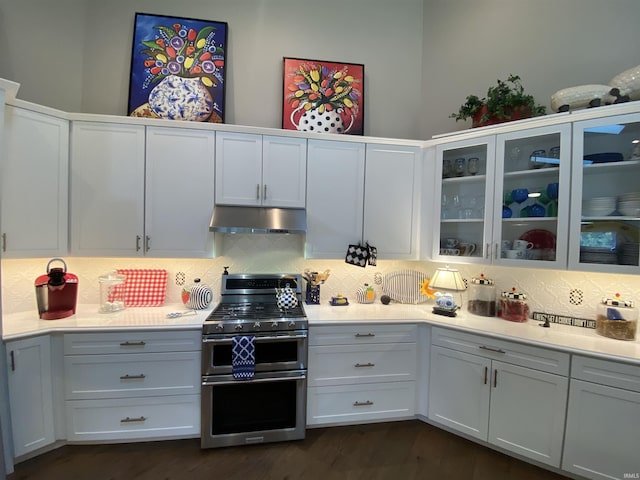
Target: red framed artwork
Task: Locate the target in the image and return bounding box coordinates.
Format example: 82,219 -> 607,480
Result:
282,57 -> 364,135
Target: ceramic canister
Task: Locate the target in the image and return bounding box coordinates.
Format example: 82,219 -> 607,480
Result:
182,278 -> 213,310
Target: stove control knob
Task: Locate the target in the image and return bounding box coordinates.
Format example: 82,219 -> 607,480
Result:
253,322 -> 261,330
215,324 -> 224,331
288,321 -> 297,329
271,321 -> 279,329
235,324 -> 244,331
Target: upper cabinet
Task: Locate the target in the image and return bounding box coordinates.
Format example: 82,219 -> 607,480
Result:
432,123 -> 572,270
215,131 -> 306,208
71,122 -> 215,258
363,144 -> 421,260
569,112 -> 640,274
306,140 -> 365,258
2,106 -> 69,257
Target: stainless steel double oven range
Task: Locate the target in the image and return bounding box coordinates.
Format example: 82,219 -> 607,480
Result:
201,273 -> 308,448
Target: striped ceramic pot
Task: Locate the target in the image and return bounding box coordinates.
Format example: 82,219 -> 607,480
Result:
182,278 -> 213,310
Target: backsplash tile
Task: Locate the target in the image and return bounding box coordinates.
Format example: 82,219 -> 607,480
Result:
2,234 -> 640,326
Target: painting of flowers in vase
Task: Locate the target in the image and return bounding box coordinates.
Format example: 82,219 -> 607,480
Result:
128,13 -> 227,123
282,58 -> 364,135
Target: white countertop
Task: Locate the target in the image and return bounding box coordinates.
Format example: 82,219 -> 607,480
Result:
3,302 -> 640,365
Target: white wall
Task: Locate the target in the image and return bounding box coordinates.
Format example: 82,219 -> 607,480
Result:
2,0 -> 639,139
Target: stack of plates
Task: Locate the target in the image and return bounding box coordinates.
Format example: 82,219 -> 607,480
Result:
580,247 -> 618,264
583,152 -> 624,164
582,196 -> 617,216
619,242 -> 639,266
618,192 -> 640,217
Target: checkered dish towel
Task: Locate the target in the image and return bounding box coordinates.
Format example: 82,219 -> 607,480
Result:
115,269 -> 168,307
232,336 -> 255,380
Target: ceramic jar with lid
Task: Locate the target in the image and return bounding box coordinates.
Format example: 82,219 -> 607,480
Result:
355,284 -> 376,304
467,273 -> 496,317
499,287 -> 529,322
181,278 -> 213,310
596,294 -> 637,341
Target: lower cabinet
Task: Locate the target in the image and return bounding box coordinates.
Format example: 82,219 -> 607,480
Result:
6,336 -> 55,457
428,327 -> 569,468
562,355 -> 640,480
307,324 -> 417,426
63,330 -> 201,442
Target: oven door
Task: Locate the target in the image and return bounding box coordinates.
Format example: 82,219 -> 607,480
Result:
201,370 -> 306,448
202,330 -> 307,375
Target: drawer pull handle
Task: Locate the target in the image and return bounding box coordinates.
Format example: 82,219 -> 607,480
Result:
10,351 -> 15,371
355,362 -> 375,368
479,345 -> 506,354
493,369 -> 498,388
483,366 -> 488,384
120,374 -> 146,380
120,341 -> 146,347
120,416 -> 146,423
353,400 -> 374,407
354,333 -> 375,338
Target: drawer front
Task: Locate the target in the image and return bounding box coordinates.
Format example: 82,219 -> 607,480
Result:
307,381 -> 416,426
309,324 -> 417,346
431,327 -> 569,375
64,352 -> 200,399
65,394 -> 200,441
64,330 -> 201,355
308,343 -> 417,386
571,355 -> 640,393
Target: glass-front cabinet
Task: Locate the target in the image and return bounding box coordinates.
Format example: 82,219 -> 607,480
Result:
569,113 -> 640,273
433,124 -> 571,269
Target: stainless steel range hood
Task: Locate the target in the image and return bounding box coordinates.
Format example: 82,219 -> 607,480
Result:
209,206 -> 307,234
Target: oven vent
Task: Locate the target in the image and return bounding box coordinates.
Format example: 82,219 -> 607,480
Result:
209,206 -> 307,234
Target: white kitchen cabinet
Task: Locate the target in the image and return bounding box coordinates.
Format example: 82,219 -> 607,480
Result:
363,144 -> 421,259
145,126 -> 215,257
1,106 -> 68,257
428,327 -> 569,468
70,121 -> 146,256
569,112 -> 640,274
6,336 -> 55,457
215,131 -> 306,208
562,355 -> 640,480
307,324 -> 417,426
432,123 -> 571,269
63,330 -> 201,442
71,122 -> 215,257
305,139 -> 365,258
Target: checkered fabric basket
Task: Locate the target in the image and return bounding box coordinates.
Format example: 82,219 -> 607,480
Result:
115,269 -> 168,307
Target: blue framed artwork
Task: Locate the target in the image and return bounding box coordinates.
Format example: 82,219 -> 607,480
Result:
127,12 -> 227,123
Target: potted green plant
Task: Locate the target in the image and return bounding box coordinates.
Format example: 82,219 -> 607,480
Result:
450,74 -> 546,128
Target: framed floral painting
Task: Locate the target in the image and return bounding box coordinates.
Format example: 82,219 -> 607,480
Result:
127,13 -> 227,123
282,57 -> 364,135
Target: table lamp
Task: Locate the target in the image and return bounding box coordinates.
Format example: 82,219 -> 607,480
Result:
430,266 -> 466,317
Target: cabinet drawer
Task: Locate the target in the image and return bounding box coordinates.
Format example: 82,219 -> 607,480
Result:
307,381 -> 416,426
309,324 -> 417,346
431,327 -> 569,375
308,343 -> 416,386
64,352 -> 200,399
65,394 -> 200,441
571,355 -> 640,393
64,331 -> 201,355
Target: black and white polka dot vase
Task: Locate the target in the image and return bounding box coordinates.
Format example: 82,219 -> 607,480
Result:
291,107 -> 354,134
181,278 -> 213,310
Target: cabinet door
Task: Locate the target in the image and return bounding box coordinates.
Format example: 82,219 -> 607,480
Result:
305,140 -> 365,258
145,126 -> 215,257
2,106 -> 68,257
569,113 -> 640,274
262,136 -> 307,208
563,379 -> 640,480
70,122 -> 145,256
215,131 -> 262,206
494,123 -> 571,269
427,345 -> 490,441
433,135 -> 496,264
488,361 -> 567,467
6,336 -> 55,457
363,144 -> 420,259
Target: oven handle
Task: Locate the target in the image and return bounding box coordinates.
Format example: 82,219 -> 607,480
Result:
202,334 -> 307,344
202,371 -> 306,386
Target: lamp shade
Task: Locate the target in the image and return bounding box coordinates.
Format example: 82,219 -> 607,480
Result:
430,267 -> 466,292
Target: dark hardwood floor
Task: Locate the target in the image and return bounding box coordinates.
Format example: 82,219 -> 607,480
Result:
9,421 -> 571,480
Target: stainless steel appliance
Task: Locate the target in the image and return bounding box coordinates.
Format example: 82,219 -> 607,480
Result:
201,273 -> 307,448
